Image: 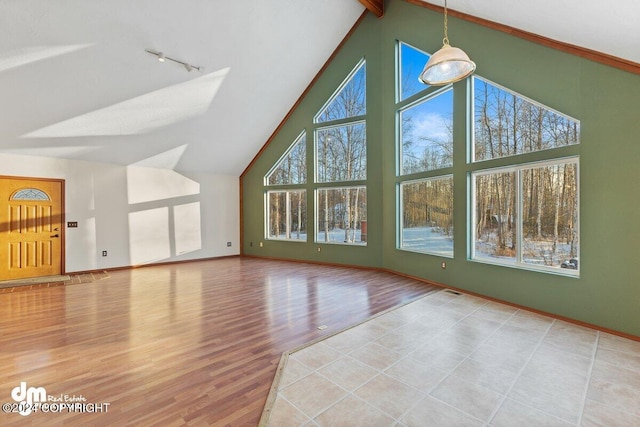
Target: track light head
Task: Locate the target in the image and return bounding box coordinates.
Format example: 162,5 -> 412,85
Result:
146,49 -> 201,73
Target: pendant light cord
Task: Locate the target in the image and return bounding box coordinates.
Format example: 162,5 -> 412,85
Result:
443,0 -> 450,46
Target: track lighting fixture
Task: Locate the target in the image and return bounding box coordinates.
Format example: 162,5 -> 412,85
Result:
145,49 -> 201,72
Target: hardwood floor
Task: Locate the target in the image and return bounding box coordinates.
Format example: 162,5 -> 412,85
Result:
0,257 -> 439,426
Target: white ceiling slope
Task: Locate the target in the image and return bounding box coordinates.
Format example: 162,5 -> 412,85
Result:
0,0 -> 365,175
425,0 -> 640,65
0,1 -> 637,175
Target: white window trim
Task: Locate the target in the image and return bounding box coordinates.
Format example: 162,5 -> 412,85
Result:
398,175 -> 454,258
470,157 -> 580,277
314,185 -> 367,246
265,190 -> 307,242
396,40 -> 433,103
397,86 -> 454,176
314,120 -> 367,184
264,130 -> 307,186
469,75 -> 580,164
314,58 -> 366,125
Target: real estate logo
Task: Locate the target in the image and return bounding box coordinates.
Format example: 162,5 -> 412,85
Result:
3,381 -> 111,417
10,382 -> 46,416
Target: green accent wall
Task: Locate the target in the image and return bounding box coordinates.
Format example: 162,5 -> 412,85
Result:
242,0 -> 640,336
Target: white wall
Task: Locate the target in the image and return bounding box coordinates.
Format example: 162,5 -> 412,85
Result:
0,153 -> 239,273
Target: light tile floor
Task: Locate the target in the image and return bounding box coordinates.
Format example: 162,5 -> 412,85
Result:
261,289 -> 640,426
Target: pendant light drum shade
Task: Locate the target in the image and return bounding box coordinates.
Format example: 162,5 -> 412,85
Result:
419,43 -> 476,85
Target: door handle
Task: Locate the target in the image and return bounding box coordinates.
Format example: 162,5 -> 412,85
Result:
51,234 -> 59,238
54,228 -> 59,231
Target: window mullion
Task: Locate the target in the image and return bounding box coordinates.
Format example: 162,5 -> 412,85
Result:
516,169 -> 523,264
285,191 -> 291,239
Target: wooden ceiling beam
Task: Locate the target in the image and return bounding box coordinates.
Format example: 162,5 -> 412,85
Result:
359,0 -> 384,18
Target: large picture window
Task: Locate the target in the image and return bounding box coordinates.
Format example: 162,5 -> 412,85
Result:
267,190 -> 307,241
316,123 -> 366,183
313,59 -> 368,246
400,176 -> 453,256
264,59 -> 367,247
396,40 -> 454,255
317,187 -> 366,244
472,159 -> 579,274
471,76 -> 580,275
399,88 -> 453,175
265,131 -> 307,242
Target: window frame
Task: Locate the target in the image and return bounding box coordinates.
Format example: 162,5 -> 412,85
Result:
315,185 -> 367,246
395,40 -> 455,256
314,58 -> 366,124
264,130 -> 308,242
314,120 -> 367,184
470,156 -> 580,276
262,58 -> 368,247
397,41 -> 432,102
398,175 -> 454,257
265,189 -> 307,242
470,76 -> 580,164
264,131 -> 307,186
397,86 -> 454,176
311,59 -> 368,247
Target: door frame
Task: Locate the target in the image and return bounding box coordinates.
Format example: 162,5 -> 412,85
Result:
1,175 -> 65,277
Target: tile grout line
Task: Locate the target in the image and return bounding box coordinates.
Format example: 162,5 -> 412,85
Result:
305,351 -> 408,423
273,390 -> 314,426
327,304 -> 435,423
394,297 -> 488,421
392,296 -> 515,424
485,317 -> 558,425
577,330 -> 600,426
310,292 -> 482,424
289,334 -> 395,423
273,294 -> 440,425
268,291 -> 640,426
279,351 -> 351,425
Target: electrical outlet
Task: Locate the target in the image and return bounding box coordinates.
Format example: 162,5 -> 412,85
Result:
441,261 -> 446,269
259,242 -> 263,247
317,247 -> 321,252
226,242 -> 232,247
102,250 -> 108,257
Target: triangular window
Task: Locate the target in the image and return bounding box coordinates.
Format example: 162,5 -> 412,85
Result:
398,41 -> 431,101
314,59 -> 366,123
265,131 -> 307,185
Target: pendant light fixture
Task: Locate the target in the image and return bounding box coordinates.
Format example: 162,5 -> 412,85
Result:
419,0 -> 475,86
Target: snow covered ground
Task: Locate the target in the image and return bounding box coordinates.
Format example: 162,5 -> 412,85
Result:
272,226 -> 577,271
475,236 -> 577,270
401,226 -> 453,256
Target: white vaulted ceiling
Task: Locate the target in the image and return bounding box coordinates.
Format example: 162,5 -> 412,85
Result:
425,0 -> 640,66
0,1 -> 637,175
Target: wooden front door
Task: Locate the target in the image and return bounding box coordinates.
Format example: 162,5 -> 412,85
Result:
0,177 -> 64,280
